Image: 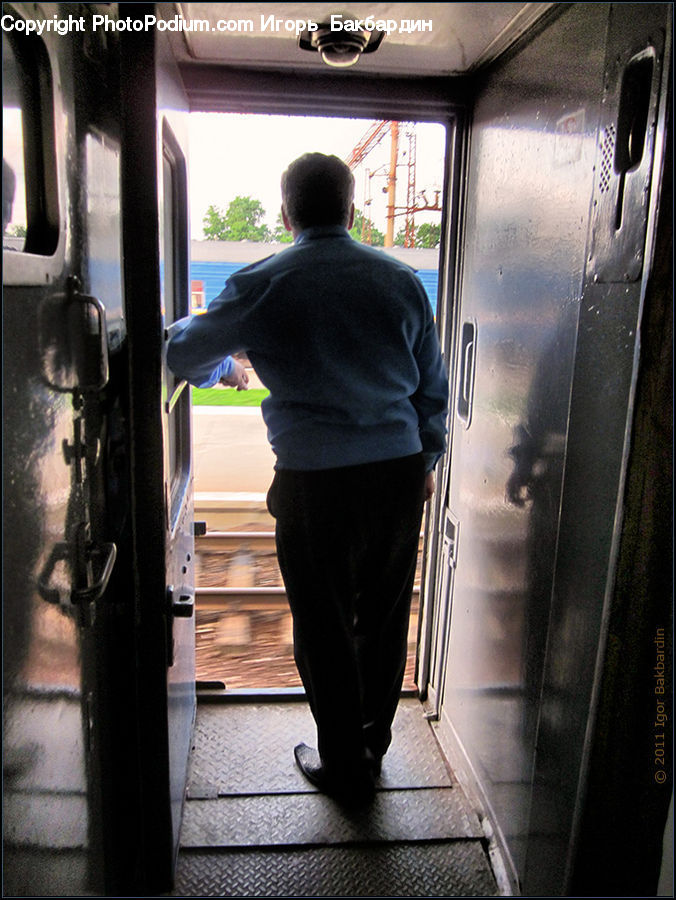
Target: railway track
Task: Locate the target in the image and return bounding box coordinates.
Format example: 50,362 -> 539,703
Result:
197,585 -> 421,608
197,530 -> 424,553
197,531 -> 277,552
195,531 -> 422,609
193,528 -> 422,689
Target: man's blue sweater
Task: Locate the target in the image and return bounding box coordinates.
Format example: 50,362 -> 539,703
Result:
167,226 -> 449,472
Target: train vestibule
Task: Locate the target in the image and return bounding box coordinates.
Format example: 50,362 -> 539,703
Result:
2,3 -> 672,897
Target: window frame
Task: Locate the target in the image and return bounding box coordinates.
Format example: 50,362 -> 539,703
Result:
2,7 -> 65,286
161,119 -> 192,532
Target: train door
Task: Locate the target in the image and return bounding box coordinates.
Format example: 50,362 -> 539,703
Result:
425,3 -> 670,895
160,108 -> 195,864
2,6 -> 122,895
118,6 -> 195,890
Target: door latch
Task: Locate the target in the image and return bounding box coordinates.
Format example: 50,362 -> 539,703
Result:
165,585 -> 195,667
37,539 -> 117,606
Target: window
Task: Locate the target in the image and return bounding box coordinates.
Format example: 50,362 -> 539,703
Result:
2,16 -> 58,256
3,33 -> 27,250
162,123 -> 191,527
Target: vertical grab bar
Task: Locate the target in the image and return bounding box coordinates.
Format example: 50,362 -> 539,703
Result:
457,319 -> 477,428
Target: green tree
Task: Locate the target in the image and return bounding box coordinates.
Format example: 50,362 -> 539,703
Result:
393,222 -> 441,249
202,204 -> 228,240
202,196 -> 271,242
415,222 -> 441,249
349,209 -> 385,246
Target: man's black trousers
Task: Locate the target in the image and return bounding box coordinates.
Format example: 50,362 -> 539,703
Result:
267,453 -> 427,777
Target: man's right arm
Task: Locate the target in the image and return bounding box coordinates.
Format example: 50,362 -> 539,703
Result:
167,265 -> 267,386
167,316 -> 237,388
166,263 -> 256,388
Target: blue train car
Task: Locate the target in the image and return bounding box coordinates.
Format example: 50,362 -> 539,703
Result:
190,241 -> 439,316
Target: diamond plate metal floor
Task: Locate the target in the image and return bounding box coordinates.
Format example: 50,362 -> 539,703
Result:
182,788 -> 482,848
188,698 -> 452,796
173,843 -> 498,898
172,698 -> 499,897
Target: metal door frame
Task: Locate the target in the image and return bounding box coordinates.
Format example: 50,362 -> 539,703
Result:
416,107 -> 470,713
118,4 -> 196,891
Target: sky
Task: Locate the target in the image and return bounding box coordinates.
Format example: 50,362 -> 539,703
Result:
188,113 -> 447,241
3,106 -> 447,244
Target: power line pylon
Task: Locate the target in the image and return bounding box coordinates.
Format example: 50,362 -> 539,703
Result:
346,120 -> 443,248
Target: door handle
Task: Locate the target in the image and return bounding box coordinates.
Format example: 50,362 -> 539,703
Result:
75,291 -> 110,391
38,540 -> 117,606
462,338 -> 475,405
457,319 -> 477,428
41,277 -> 110,393
613,49 -> 654,231
72,542 -> 117,604
589,23 -> 664,283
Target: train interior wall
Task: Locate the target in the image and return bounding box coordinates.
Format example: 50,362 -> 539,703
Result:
2,3 -> 672,898
424,4 -> 672,895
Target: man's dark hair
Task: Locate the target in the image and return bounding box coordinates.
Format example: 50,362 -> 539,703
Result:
281,152 -> 355,231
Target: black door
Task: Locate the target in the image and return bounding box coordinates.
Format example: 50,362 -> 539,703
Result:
118,7 -> 196,891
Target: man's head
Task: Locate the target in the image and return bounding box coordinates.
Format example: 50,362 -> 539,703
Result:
281,152 -> 355,234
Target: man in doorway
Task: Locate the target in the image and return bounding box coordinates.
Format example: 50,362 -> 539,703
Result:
168,152 -> 449,805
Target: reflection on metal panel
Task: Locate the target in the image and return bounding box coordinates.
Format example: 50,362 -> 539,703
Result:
439,3 -> 609,892
2,19 -> 97,895
525,6 -> 669,894
85,132 -> 126,351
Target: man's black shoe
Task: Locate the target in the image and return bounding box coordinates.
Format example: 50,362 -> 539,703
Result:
293,742 -> 329,790
293,742 -> 376,807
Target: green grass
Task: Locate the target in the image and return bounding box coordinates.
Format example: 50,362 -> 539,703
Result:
191,387 -> 270,407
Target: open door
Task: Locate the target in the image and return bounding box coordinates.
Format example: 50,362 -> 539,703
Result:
161,116 -> 196,857
2,11 -> 115,895
119,6 -> 195,891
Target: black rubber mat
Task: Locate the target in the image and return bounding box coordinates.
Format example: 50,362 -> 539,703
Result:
187,698 -> 452,797
181,787 -> 483,848
172,842 -> 499,897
